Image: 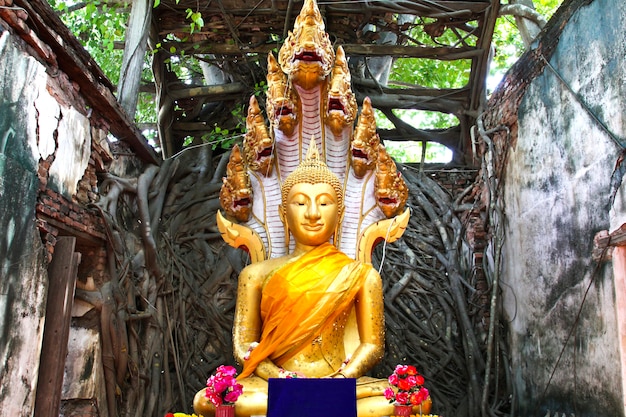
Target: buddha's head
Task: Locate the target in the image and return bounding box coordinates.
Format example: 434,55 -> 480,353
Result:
280,139 -> 344,248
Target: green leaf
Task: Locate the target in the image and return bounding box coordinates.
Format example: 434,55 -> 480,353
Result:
85,2 -> 96,16
153,0 -> 160,8
192,12 -> 204,28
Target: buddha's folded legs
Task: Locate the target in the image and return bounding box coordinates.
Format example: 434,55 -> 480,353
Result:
194,376 -> 406,417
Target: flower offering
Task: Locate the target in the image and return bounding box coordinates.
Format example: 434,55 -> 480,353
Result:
205,365 -> 244,406
384,364 -> 429,407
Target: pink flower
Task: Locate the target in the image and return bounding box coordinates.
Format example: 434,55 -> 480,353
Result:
388,373 -> 399,386
216,365 -> 238,378
205,365 -> 244,405
405,375 -> 418,388
395,365 -> 409,376
224,386 -> 243,403
395,391 -> 409,405
383,387 -> 395,401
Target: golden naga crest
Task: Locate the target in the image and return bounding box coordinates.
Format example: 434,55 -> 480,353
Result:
219,144 -> 252,223
218,0 -> 409,264
243,96 -> 274,176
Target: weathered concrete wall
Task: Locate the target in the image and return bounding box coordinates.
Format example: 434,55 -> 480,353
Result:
0,27 -> 109,416
0,30 -> 50,417
498,0 -> 625,415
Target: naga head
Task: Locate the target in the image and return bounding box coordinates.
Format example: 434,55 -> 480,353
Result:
278,0 -> 334,90
266,53 -> 299,137
325,46 -> 357,136
374,145 -> 408,218
350,97 -> 380,178
244,96 -> 274,176
220,144 -> 252,222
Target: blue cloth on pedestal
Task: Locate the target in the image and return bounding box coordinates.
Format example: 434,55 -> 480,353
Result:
267,378 -> 357,417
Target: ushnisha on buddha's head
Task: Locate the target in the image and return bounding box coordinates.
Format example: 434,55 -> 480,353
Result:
279,139 -> 344,248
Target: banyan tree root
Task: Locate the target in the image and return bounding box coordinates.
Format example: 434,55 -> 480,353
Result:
371,166 -> 511,417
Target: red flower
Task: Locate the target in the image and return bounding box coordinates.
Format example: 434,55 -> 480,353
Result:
395,391 -> 409,405
397,378 -> 412,391
415,374 -> 425,386
410,387 -> 429,405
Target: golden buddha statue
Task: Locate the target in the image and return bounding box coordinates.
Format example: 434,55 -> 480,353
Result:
195,143 -> 394,417
194,0 -> 433,415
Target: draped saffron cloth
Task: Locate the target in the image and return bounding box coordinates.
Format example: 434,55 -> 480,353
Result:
239,243 -> 369,378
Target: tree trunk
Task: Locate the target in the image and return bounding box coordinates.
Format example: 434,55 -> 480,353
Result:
118,0 -> 152,119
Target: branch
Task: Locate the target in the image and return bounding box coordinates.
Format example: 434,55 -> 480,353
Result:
499,4 -> 548,28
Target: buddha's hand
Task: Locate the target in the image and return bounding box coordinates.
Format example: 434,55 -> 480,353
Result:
243,342 -> 259,360
278,369 -> 306,378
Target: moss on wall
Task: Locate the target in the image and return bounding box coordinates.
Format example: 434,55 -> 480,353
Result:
495,0 -> 626,415
0,31 -> 49,416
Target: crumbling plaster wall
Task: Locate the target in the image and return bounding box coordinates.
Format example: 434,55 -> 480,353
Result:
0,28 -> 109,416
0,29 -> 52,416
494,0 -> 625,415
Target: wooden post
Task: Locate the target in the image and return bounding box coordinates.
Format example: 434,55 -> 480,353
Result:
34,237 -> 81,417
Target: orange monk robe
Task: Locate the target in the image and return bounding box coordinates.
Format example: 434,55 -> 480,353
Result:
239,243 -> 370,378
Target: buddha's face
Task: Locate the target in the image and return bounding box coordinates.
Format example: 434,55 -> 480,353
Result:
283,182 -> 339,249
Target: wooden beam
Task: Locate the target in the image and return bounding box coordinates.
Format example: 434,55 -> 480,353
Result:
168,82 -> 246,100
468,0 -> 501,114
353,79 -> 470,100
156,0 -> 491,16
159,40 -> 483,61
379,126 -> 463,151
34,237 -> 81,417
358,91 -> 466,115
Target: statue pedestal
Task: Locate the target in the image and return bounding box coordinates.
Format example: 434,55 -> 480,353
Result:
267,378 -> 357,417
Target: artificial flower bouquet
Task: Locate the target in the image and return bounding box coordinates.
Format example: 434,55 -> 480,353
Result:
205,365 -> 244,406
384,364 -> 430,410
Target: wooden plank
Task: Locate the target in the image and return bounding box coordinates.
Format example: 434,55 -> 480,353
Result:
34,237 -> 81,417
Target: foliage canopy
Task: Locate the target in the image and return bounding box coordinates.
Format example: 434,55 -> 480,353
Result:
48,0 -> 562,162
